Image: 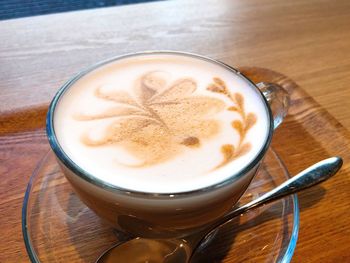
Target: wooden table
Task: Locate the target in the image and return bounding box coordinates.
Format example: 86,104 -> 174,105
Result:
1,0 -> 349,262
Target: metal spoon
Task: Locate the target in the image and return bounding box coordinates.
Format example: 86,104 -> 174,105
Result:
96,157 -> 343,263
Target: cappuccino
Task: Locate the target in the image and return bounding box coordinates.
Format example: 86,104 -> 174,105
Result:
54,53 -> 270,193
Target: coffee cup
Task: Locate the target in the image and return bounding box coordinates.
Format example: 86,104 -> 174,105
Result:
46,51 -> 289,239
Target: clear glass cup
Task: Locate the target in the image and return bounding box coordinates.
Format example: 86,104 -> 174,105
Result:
45,51 -> 290,261
22,148 -> 299,262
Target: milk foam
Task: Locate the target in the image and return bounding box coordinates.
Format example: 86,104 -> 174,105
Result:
54,53 -> 270,193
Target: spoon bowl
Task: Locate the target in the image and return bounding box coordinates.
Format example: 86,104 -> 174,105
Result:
96,238 -> 191,263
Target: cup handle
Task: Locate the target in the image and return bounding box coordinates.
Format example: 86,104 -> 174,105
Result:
256,82 -> 290,129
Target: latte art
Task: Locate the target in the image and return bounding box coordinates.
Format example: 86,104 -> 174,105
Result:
75,71 -> 226,167
54,53 -> 270,193
74,72 -> 257,170
206,78 -> 257,168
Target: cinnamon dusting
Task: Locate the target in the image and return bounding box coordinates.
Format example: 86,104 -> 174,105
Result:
75,71 -> 225,167
207,77 -> 257,168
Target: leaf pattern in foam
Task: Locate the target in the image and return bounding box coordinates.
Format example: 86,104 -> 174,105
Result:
135,71 -> 170,103
76,72 -> 232,167
95,86 -> 137,106
150,78 -> 197,103
74,107 -> 147,121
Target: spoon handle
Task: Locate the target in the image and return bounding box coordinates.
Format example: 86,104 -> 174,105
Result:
224,156 -> 343,221
190,156 -> 343,261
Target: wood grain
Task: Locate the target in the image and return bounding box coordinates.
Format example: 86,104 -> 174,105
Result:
1,0 -> 350,262
239,67 -> 350,263
1,67 -> 349,263
1,0 -> 350,130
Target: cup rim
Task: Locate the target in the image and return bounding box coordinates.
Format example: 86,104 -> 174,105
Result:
46,50 -> 274,198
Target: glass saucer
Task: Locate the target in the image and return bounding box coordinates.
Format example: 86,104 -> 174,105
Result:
22,148 -> 299,263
